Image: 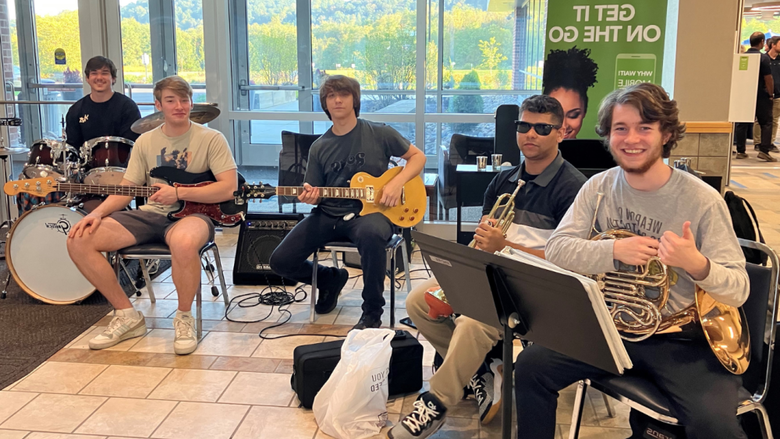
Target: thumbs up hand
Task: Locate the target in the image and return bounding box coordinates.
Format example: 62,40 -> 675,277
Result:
659,221 -> 710,280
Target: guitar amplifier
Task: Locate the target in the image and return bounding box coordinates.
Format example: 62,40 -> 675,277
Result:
233,213 -> 303,285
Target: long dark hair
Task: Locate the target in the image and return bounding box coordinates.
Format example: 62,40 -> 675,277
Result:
319,75 -> 361,120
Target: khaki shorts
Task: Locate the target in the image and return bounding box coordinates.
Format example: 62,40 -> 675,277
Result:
108,210 -> 215,245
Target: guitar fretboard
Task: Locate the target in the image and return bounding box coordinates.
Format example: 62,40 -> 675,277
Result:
275,186 -> 366,200
58,183 -> 160,197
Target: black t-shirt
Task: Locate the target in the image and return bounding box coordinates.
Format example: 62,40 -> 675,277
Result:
65,92 -> 142,147
305,119 -> 411,217
748,48 -> 773,99
769,53 -> 780,97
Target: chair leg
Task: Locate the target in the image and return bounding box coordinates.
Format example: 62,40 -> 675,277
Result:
568,380 -> 589,439
209,247 -> 230,306
118,260 -> 142,297
138,258 -> 156,303
754,405 -> 775,439
389,247 -> 396,329
331,250 -> 339,268
602,393 -> 615,418
196,284 -> 203,340
401,238 -> 412,294
310,251 -> 319,323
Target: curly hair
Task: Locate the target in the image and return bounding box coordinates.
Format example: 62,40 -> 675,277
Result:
595,82 -> 686,158
542,46 -> 599,112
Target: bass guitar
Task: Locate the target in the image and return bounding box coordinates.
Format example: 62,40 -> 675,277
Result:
4,167 -> 248,227
239,166 -> 427,227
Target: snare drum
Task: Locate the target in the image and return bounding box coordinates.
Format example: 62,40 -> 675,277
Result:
83,136 -> 134,185
22,139 -> 78,180
6,204 -> 97,304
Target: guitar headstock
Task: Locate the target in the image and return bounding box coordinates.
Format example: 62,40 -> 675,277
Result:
234,182 -> 276,200
4,177 -> 59,196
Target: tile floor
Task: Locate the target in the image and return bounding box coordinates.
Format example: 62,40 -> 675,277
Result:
0,158 -> 777,439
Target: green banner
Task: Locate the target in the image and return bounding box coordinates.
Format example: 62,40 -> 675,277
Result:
544,1 -> 667,139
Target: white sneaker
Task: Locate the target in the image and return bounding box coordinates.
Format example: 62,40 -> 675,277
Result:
173,313 -> 198,355
89,310 -> 146,350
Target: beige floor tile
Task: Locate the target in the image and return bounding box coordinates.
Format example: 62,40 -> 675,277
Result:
218,372 -> 294,406
241,322 -> 304,335
131,299 -> 181,318
151,402 -> 249,439
68,327 -> 146,352
192,332 -> 262,357
251,335 -> 325,359
147,369 -> 236,402
208,357 -> 279,373
588,390 -> 630,428
559,424 -> 631,439
144,353 -> 218,370
0,391 -> 38,424
75,398 -> 177,437
200,320 -> 246,332
284,304 -> 339,324
0,431 -> 29,439
13,362 -> 108,394
333,306 -> 363,325
25,433 -> 107,439
233,406 -> 317,439
127,329 -> 179,354
0,393 -> 106,433
556,390 -> 598,427
79,365 -> 172,398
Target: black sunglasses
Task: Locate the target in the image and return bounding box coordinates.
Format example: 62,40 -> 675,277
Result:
515,121 -> 561,136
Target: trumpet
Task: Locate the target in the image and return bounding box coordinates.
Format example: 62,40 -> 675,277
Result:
424,179 -> 526,318
589,192 -> 750,374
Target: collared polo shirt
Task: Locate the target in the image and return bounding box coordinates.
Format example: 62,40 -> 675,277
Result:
482,151 -> 586,250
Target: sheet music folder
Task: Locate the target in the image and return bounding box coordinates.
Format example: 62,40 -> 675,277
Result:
412,231 -> 632,375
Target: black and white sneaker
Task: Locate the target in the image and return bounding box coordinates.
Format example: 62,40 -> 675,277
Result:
388,392 -> 447,438
470,358 -> 503,425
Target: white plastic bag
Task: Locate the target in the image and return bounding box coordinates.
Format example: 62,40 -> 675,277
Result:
313,328 -> 396,439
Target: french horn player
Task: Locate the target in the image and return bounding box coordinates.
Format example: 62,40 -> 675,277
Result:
514,83 -> 751,439
390,95 -> 586,439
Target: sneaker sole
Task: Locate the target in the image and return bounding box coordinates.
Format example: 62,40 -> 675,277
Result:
88,321 -> 147,350
482,363 -> 503,425
174,341 -> 198,355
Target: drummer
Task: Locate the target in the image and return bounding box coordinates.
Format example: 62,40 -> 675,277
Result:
65,56 -> 141,147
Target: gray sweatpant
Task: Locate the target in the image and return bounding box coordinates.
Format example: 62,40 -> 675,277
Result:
407,277 -> 501,407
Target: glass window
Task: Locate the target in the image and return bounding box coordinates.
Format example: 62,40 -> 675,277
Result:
311,0 -> 417,113
175,0 -> 206,103
34,0 -> 83,139
120,0 -> 154,116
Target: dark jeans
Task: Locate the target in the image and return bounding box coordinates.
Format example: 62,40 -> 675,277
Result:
514,337 -> 747,439
736,95 -> 773,153
269,209 -> 394,317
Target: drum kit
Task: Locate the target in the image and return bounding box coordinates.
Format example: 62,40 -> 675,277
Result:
0,105 -> 221,305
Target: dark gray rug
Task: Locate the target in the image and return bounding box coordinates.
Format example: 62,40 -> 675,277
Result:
0,258 -> 171,390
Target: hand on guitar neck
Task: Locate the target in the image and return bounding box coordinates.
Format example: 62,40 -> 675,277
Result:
298,183 -> 321,205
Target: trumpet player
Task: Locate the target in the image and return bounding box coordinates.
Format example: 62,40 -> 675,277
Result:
514,83 -> 749,439
390,95 -> 586,439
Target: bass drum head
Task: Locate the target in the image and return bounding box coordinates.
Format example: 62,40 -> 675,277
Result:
7,205 -> 96,304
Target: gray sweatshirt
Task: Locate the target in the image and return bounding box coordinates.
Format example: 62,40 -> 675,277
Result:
546,167 -> 749,313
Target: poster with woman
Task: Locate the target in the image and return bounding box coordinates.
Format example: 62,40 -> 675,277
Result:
544,1 -> 668,139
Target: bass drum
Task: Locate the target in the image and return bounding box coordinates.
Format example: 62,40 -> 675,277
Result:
6,204 -> 96,304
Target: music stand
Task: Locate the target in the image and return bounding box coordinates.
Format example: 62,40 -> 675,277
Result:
412,231 -> 629,439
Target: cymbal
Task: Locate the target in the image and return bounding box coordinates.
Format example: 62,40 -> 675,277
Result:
130,104 -> 221,134
0,147 -> 30,156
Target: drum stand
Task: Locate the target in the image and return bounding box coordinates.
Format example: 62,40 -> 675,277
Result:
0,149 -> 17,298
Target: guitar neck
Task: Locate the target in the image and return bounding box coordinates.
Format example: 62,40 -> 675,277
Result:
276,186 -> 366,200
57,183 -> 159,198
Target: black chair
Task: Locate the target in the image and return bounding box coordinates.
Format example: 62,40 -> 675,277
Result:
558,139 -> 617,179
568,239 -> 779,439
278,130 -> 320,212
436,134 -> 494,220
